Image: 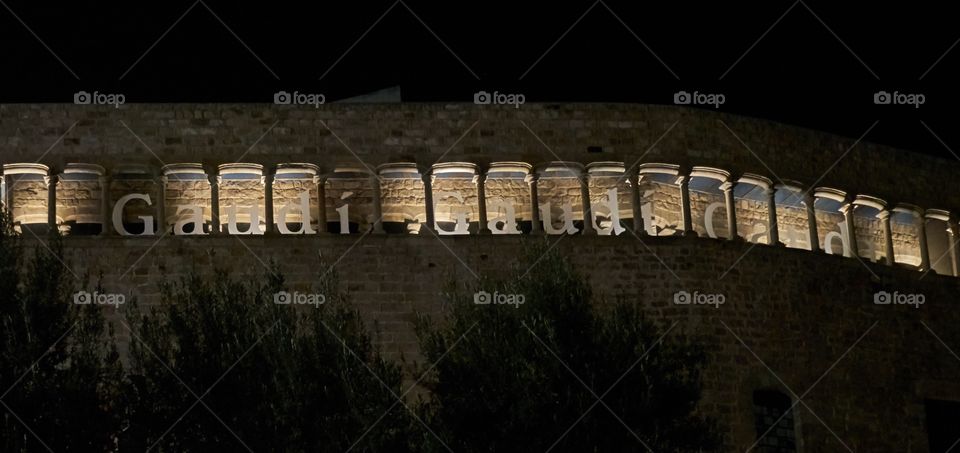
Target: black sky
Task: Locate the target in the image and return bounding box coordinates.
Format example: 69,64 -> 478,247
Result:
1,1 -> 958,160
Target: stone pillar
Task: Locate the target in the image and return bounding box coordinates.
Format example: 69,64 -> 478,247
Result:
947,219 -> 960,277
629,170 -> 644,234
421,168 -> 436,234
208,172 -> 221,234
99,174 -> 113,236
839,201 -> 858,258
765,187 -> 779,245
525,173 -> 543,235
370,174 -> 385,234
720,181 -> 738,240
804,192 -> 820,252
917,211 -> 930,271
45,172 -> 59,234
475,168 -> 491,235
677,174 -> 694,236
0,174 -> 7,216
879,210 -> 894,265
315,175 -> 328,234
155,175 -> 166,234
578,171 -> 596,235
263,168 -> 276,235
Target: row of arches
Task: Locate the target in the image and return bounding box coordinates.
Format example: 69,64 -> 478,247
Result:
1,160 -> 957,277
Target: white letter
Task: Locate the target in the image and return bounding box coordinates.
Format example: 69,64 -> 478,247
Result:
277,192 -> 315,235
112,193 -> 155,236
540,202 -> 579,235
704,201 -> 724,239
435,191 -> 470,235
226,202 -> 263,235
174,205 -> 206,235
487,199 -> 520,235
592,188 -> 625,236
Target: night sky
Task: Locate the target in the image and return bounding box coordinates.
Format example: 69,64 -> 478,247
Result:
1,1 -> 957,159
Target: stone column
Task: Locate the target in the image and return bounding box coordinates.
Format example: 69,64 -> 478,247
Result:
263,167 -> 276,235
629,170 -> 644,234
578,171 -> 596,235
720,181 -> 738,240
525,173 -> 543,235
917,211 -> 930,271
804,192 -> 820,252
677,174 -> 694,236
315,175 -> 328,234
99,174 -> 113,236
948,219 -> 960,277
421,168 -> 436,234
766,187 -> 779,245
879,210 -> 894,265
475,167 -> 490,235
0,174 -> 7,215
208,172 -> 221,234
370,174 -> 385,234
45,172 -> 59,234
839,201 -> 858,258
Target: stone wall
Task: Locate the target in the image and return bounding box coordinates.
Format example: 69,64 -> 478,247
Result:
2,103 -> 959,213
34,233 -> 960,452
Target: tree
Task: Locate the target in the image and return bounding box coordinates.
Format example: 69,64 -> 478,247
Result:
121,262 -> 417,452
415,240 -> 721,452
0,213 -> 123,452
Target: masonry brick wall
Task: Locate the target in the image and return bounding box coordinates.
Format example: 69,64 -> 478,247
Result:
35,233 -> 960,452
3,103 -> 959,213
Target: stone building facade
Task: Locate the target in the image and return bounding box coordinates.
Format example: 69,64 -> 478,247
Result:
2,103 -> 960,451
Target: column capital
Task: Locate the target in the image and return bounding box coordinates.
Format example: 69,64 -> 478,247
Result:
719,181 -> 736,192
877,209 -> 892,220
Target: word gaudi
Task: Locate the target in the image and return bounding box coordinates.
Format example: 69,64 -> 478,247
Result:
111,187 -> 820,247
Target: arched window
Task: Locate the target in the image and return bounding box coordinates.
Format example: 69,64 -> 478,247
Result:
734,174 -> 773,244
274,163 -> 320,235
774,182 -> 811,250
58,164 -> 107,235
586,162 -> 630,236
2,163 -> 50,235
813,188 -> 849,256
688,167 -> 730,240
753,389 -> 796,452
485,162 -> 532,235
325,165 -> 377,234
637,163 -> 681,236
892,204 -> 924,268
536,162 -> 586,235
923,210 -> 955,276
429,162 -> 478,235
851,195 -> 888,263
162,164 -> 210,235
377,163 -> 424,234
218,163 -> 265,235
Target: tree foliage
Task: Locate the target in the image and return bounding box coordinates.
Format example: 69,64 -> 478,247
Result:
121,264 -> 416,452
0,213 -> 123,452
415,240 -> 721,452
